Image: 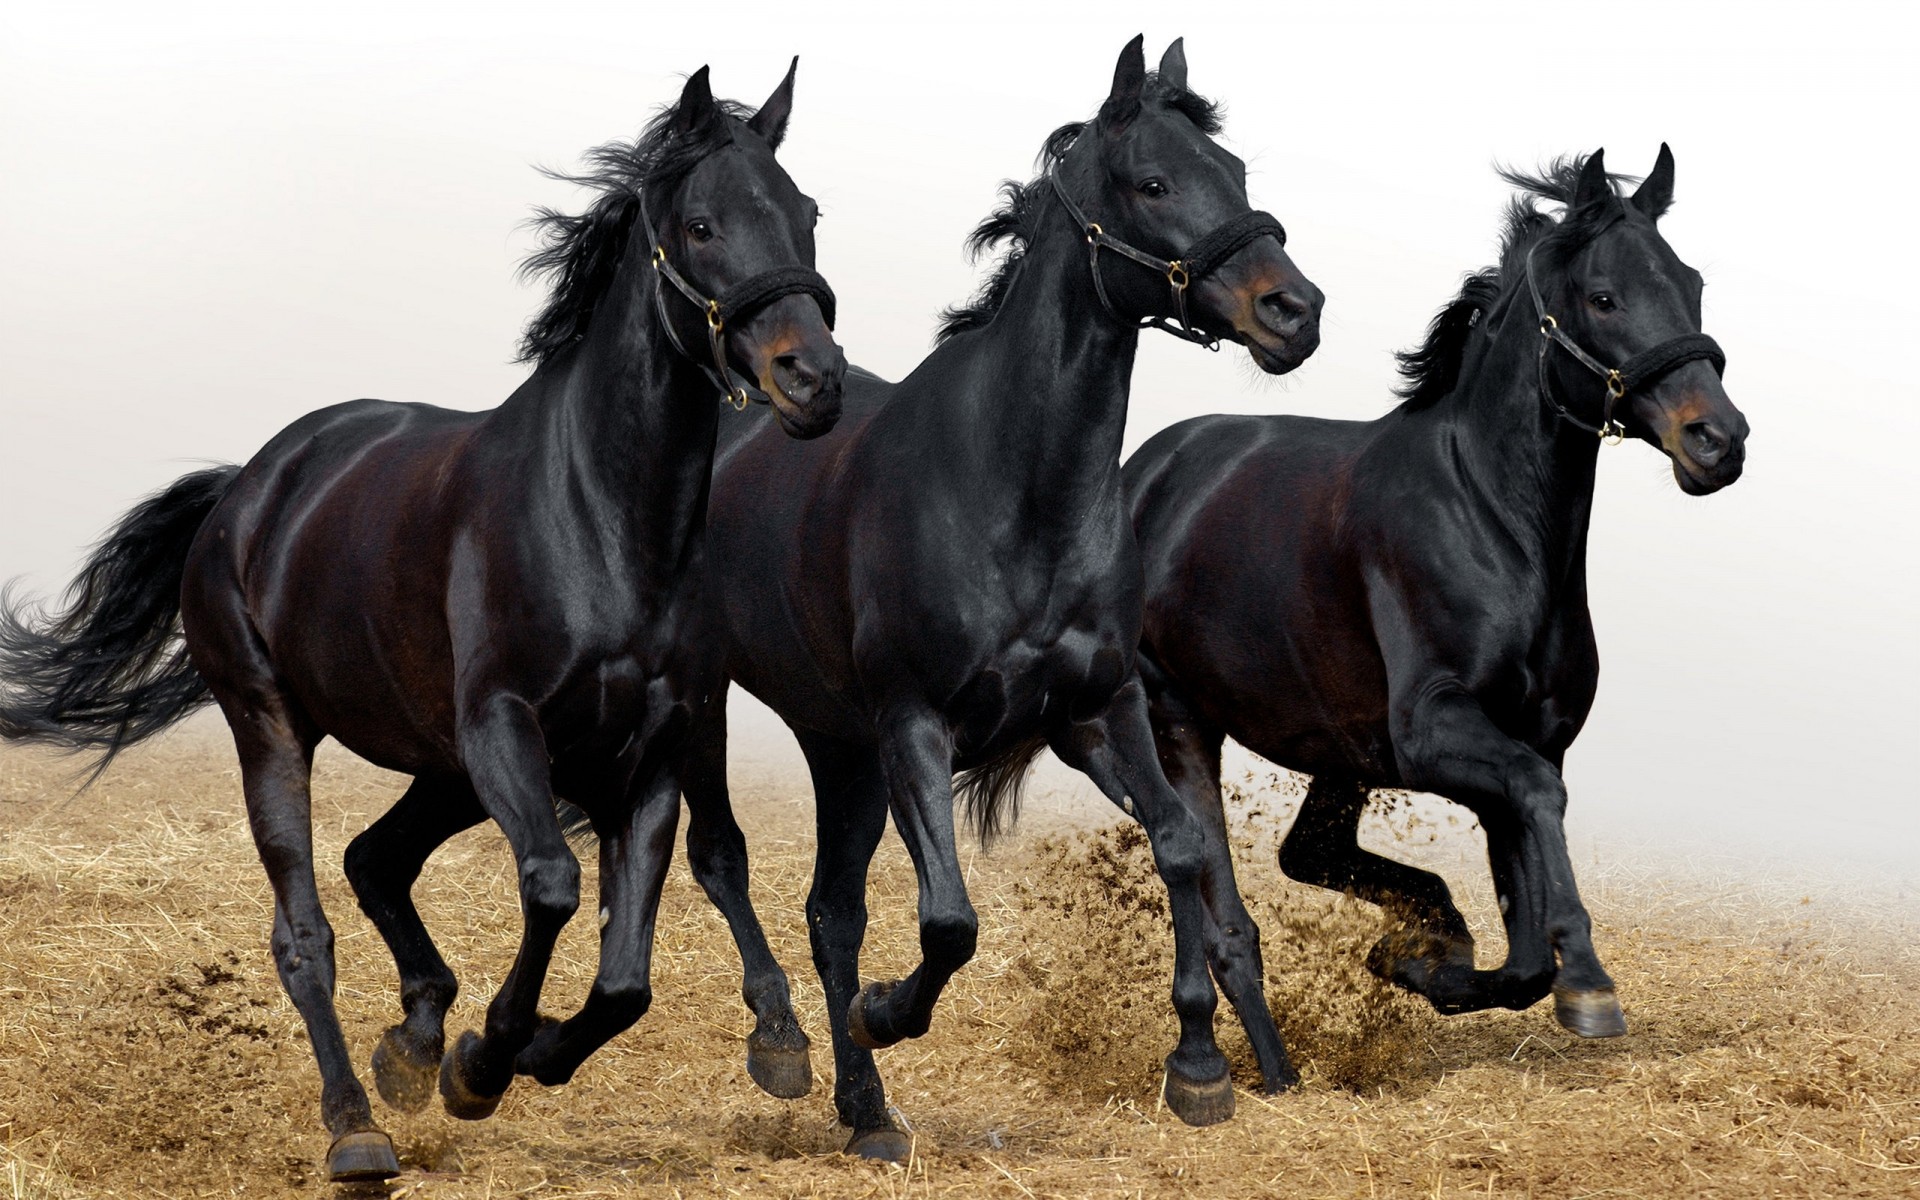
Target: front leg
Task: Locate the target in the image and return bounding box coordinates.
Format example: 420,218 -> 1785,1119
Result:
1143,670 -> 1297,1094
437,694 -> 582,1119
1391,688 -> 1624,1037
1054,676 -> 1274,1126
514,762 -> 681,1085
844,708 -> 978,1051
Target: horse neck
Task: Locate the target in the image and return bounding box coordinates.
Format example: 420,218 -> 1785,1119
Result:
527,251 -> 719,569
1437,296 -> 1603,589
952,209 -> 1142,527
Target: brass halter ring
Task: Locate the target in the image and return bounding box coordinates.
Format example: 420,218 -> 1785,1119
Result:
1166,261 -> 1190,290
706,300 -> 725,333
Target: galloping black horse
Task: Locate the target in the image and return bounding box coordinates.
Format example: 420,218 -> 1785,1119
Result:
675,38 -> 1323,1159
1125,148 -> 1746,1040
0,65 -> 844,1182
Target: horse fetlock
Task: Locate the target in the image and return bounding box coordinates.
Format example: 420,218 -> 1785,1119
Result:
518,856 -> 581,924
919,912 -> 978,970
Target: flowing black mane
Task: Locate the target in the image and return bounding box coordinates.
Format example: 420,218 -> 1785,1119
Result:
935,77 -> 1225,343
516,96 -> 757,364
1393,154 -> 1641,408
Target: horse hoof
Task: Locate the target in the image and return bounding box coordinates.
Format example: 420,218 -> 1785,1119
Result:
326,1130 -> 400,1183
1162,1060 -> 1235,1127
1553,986 -> 1627,1038
746,1029 -> 813,1099
438,1030 -> 504,1120
844,1126 -> 912,1163
847,981 -> 899,1051
372,1027 -> 440,1114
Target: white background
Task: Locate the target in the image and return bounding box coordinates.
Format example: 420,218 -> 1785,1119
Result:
3,3 -> 1913,886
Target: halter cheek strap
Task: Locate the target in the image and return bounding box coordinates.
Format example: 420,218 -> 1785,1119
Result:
1525,244 -> 1725,443
640,200 -> 837,410
1048,172 -> 1286,348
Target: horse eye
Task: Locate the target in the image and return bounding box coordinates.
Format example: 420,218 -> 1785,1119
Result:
687,220 -> 714,243
1590,292 -> 1615,312
1138,179 -> 1168,198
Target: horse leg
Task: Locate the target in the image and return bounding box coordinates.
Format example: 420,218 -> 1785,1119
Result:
222,698 -> 399,1181
1142,671 -> 1297,1094
1394,690 -> 1623,1036
682,689 -> 811,1098
1052,676 -> 1249,1127
344,773 -> 485,1113
1274,774 -> 1477,995
437,694 -> 582,1118
512,764 -> 680,1085
843,710 -> 979,1056
794,731 -> 906,1161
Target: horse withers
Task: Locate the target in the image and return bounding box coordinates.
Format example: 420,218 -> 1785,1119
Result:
0,63 -> 842,1183
1126,146 -> 1745,1042
676,36 -> 1322,1161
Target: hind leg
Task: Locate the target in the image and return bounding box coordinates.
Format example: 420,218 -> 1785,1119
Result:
795,731 -> 907,1162
682,690 -> 811,1098
344,774 -> 485,1113
219,692 -> 399,1182
1275,774 -> 1477,997
1142,669 -> 1296,1093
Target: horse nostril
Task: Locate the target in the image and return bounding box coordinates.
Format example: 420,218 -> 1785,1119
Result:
1259,287 -> 1314,336
773,353 -> 820,400
1683,419 -> 1728,466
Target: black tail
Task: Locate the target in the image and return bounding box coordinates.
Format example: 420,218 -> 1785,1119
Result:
0,465 -> 241,779
953,735 -> 1048,845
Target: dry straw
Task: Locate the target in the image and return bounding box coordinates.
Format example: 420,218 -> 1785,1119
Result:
2,732 -> 1917,1197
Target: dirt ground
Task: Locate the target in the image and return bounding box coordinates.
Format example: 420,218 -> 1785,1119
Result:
3,729 -> 1917,1198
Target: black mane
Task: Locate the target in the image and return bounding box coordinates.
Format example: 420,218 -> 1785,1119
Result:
516,95 -> 756,364
935,75 -> 1225,344
1394,153 -> 1639,408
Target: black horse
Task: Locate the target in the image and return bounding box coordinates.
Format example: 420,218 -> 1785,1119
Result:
0,65 -> 844,1183
674,37 -> 1323,1160
1125,147 -> 1746,1041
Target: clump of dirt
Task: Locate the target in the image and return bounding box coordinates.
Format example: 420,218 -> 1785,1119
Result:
1011,824 -> 1172,1100
1258,890 -> 1431,1092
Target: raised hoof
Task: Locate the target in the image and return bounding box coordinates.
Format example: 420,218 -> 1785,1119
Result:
1162,1061 -> 1236,1127
372,1027 -> 440,1114
844,1126 -> 912,1163
847,980 -> 899,1051
438,1030 -> 504,1121
326,1130 -> 400,1184
746,1029 -> 813,1099
1553,986 -> 1627,1038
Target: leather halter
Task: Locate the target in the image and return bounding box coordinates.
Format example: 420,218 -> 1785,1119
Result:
1048,172 -> 1286,349
1525,242 -> 1724,443
638,191 -> 836,410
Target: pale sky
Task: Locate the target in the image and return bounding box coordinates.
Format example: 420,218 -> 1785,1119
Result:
3,3 -> 1913,884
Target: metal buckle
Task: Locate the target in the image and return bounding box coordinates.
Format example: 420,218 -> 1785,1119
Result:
1605,369 -> 1625,399
1599,419 -> 1625,445
706,300 -> 724,333
1166,261 -> 1190,290
725,387 -> 749,412
1539,314 -> 1558,336
1085,221 -> 1103,246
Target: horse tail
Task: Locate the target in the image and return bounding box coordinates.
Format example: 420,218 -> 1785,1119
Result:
953,735 -> 1048,846
0,464 -> 242,780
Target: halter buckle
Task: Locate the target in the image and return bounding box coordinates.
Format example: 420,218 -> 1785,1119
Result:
1599,419 -> 1626,445
706,300 -> 724,333
651,246 -> 667,269
1605,369 -> 1626,400
1539,314 -> 1558,336
1166,261 -> 1190,290
1085,222 -> 1103,246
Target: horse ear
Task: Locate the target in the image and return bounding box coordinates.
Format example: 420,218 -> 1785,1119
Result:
1158,37 -> 1188,91
673,66 -> 717,135
1632,142 -> 1675,219
747,56 -> 798,149
1100,35 -> 1147,130
1573,148 -> 1613,210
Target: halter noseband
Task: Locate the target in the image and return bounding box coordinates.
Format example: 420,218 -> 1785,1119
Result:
639,192 -> 836,410
1048,172 -> 1286,349
1524,242 -> 1724,444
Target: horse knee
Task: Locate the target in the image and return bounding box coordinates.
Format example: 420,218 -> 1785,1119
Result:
592,980 -> 654,1025
519,854 -> 581,926
270,916 -> 336,992
919,910 -> 978,972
